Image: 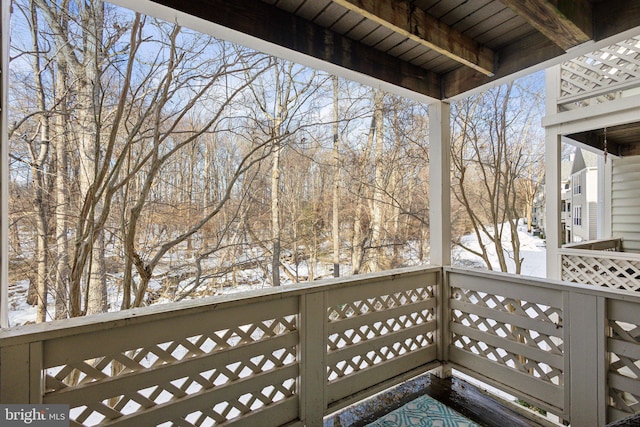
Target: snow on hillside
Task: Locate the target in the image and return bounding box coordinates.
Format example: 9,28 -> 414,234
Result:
452,221 -> 546,278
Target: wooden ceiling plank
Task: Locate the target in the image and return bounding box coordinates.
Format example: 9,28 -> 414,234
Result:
149,0 -> 442,99
593,0 -> 640,41
499,0 -> 593,51
295,0 -> 332,21
332,0 -> 495,76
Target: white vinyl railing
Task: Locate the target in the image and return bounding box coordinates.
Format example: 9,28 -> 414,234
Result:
0,266 -> 441,427
559,240 -> 640,292
2,266 -> 640,426
445,267 -> 640,426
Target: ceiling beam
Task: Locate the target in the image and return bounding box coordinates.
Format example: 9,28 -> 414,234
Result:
333,0 -> 495,76
148,0 -> 441,99
500,0 -> 593,51
442,32 -> 564,99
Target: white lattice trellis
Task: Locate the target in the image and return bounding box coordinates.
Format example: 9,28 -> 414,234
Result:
608,309 -> 640,419
325,284 -> 437,404
558,36 -> 640,109
44,315 -> 298,426
450,287 -> 564,386
561,252 -> 640,292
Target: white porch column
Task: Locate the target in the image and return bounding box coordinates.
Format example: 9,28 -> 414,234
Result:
545,67 -> 562,280
429,101 -> 451,267
1,0 -> 10,328
598,155 -> 612,239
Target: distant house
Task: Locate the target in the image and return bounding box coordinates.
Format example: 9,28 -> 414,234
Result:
563,149 -> 600,243
559,159 -> 572,244
531,178 -> 547,236
532,157 -> 573,243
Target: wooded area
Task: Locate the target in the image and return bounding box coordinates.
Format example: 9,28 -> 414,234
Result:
7,0 -> 544,323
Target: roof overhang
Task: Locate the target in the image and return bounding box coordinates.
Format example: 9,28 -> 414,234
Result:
107,0 -> 640,103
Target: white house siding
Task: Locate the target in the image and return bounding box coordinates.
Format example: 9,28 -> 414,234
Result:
612,156 -> 640,253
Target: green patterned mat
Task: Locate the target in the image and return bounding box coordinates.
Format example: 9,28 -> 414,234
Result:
366,394 -> 480,427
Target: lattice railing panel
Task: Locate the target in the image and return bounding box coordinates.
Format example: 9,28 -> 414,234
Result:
562,253 -> 640,292
44,315 -> 298,426
559,36 -> 640,109
326,285 -> 437,399
450,287 -> 564,388
608,317 -> 640,417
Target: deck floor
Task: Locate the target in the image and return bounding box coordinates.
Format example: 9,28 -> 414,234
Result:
415,375 -> 552,427
325,373 -> 554,427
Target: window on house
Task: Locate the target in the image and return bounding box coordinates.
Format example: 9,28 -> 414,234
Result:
574,206 -> 582,226
573,174 -> 582,194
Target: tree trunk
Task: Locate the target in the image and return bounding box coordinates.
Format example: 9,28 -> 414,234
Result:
78,0 -> 107,315
54,59 -> 70,320
86,230 -> 108,314
28,1 -> 51,322
351,100 -> 376,274
271,139 -> 282,286
332,76 -> 340,277
369,90 -> 385,272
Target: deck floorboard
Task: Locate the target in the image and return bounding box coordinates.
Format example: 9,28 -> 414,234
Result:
423,375 -> 551,427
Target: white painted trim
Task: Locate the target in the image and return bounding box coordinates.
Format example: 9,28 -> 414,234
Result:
561,136 -> 617,159
545,66 -> 561,115
558,247 -> 640,262
543,93 -> 640,130
545,128 -> 562,280
428,101 -> 451,266
558,78 -> 640,106
1,0 -> 10,329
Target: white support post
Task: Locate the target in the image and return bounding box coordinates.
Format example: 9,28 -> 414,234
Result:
545,68 -> 562,280
545,131 -> 562,280
1,0 -> 10,329
429,101 -> 451,267
299,292 -> 326,426
0,342 -> 43,403
435,268 -> 451,378
566,292 -> 607,426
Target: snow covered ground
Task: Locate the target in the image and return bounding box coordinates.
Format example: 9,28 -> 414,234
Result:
7,221 -> 546,326
452,221 -> 546,278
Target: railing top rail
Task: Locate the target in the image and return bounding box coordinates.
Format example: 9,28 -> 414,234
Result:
559,247 -> 640,261
445,266 -> 640,302
562,238 -> 622,251
0,265 -> 440,346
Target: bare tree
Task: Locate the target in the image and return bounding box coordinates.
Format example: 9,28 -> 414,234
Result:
332,76 -> 341,277
451,79 -> 543,273
245,58 -> 323,286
